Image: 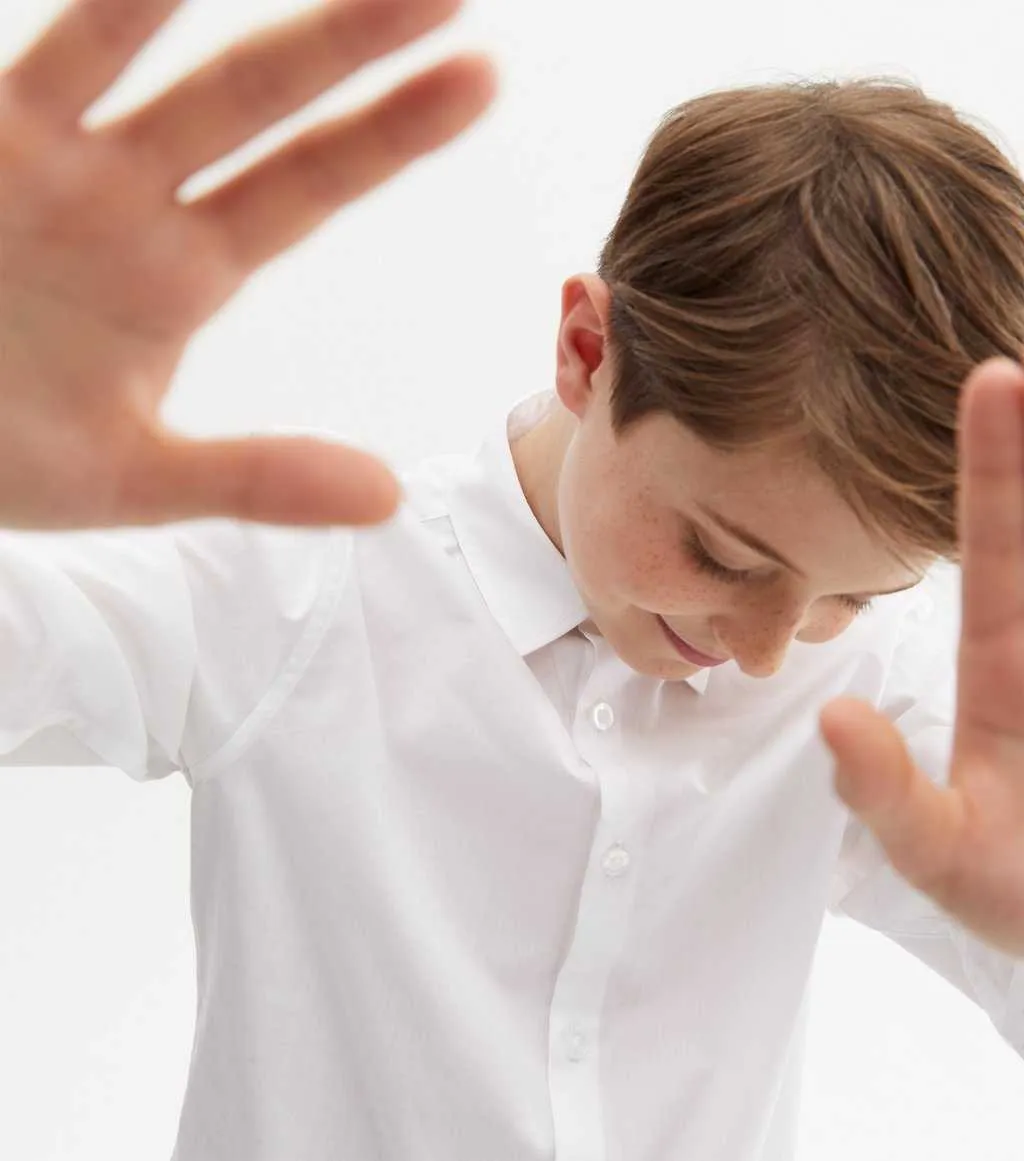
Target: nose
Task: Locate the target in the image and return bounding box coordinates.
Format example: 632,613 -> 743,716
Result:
714,609 -> 806,679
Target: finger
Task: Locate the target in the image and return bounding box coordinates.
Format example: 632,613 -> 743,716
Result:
820,697 -> 965,898
116,427 -> 403,527
0,0 -> 184,126
100,0 -> 467,189
186,52 -> 496,273
957,356 -> 1024,641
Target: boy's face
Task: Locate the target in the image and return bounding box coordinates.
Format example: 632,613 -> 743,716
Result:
511,275 -> 932,681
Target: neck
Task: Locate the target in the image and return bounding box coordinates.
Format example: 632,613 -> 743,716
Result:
510,401 -> 574,557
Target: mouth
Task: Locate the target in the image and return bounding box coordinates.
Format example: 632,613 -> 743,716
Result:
656,616 -> 729,667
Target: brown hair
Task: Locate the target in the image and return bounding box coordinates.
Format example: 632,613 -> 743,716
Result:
597,78 -> 1024,568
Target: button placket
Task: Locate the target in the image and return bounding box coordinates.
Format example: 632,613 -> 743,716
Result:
547,648 -> 651,1160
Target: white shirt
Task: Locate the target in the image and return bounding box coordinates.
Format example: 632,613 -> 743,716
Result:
1,389 -> 1021,1161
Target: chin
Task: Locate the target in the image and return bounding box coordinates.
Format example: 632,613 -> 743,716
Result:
602,626 -> 689,681
628,653 -> 694,682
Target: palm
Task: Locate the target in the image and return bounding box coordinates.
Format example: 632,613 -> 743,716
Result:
0,0 -> 495,531
820,358 -> 1024,957
1,102 -> 236,346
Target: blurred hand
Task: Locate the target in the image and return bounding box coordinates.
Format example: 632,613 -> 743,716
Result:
820,358 -> 1024,957
0,0 -> 496,529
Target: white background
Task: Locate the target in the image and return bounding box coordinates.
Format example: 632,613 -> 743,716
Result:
0,0 -> 1022,1157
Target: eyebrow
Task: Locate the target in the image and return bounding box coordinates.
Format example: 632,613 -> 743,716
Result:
693,502 -> 924,597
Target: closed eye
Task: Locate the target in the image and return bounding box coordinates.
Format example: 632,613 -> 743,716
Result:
683,528 -> 874,616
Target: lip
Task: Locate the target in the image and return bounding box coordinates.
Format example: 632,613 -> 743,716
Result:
657,616 -> 729,667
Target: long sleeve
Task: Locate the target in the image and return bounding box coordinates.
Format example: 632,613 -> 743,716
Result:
0,518 -> 344,783
828,562 -> 1024,1056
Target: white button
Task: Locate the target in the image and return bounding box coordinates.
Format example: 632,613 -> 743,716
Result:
565,1026 -> 588,1062
590,702 -> 615,731
602,843 -> 631,878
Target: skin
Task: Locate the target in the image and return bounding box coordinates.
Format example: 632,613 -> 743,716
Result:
512,273 -> 932,681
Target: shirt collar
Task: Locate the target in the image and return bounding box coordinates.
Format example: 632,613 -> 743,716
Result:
447,390 -> 711,695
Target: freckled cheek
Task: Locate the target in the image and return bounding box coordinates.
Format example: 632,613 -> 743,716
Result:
564,501 -> 652,594
798,604 -> 857,642
634,564 -> 720,612
568,514 -> 624,589
611,527 -> 716,610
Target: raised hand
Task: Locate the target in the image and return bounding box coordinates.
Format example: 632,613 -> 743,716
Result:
0,0 -> 496,530
819,356 -> 1024,957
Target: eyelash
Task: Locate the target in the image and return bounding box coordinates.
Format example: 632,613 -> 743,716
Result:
683,530 -> 875,616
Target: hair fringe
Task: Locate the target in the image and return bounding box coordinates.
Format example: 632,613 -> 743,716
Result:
597,78 -> 1024,564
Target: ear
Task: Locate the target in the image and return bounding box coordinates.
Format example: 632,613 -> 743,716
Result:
555,274 -> 613,420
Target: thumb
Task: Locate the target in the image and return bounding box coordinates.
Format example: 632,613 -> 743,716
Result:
819,697 -> 963,893
117,426 -> 402,527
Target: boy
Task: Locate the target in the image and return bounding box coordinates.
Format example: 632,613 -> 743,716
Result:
0,0 -> 1022,1159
